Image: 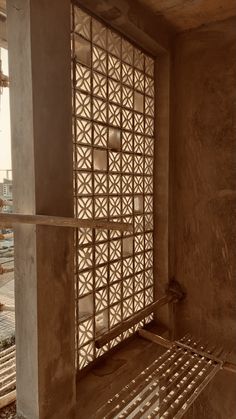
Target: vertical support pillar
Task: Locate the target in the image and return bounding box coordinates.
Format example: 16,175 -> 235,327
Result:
7,1 -> 75,418
153,53 -> 173,333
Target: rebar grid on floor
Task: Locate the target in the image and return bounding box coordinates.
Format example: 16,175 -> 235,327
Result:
0,345 -> 15,409
96,335 -> 225,419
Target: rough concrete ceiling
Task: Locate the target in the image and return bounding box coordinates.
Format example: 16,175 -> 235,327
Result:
138,0 -> 236,31
1,1 -> 236,35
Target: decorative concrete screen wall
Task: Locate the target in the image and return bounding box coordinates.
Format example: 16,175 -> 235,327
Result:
71,4 -> 155,370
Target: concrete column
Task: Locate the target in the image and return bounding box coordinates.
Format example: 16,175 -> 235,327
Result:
7,1 -> 75,418
153,53 -> 173,333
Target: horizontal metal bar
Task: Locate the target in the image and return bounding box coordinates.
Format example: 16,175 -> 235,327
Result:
0,378 -> 16,396
0,346 -> 15,359
0,390 -> 16,410
159,358 -> 212,418
173,364 -> 221,419
0,212 -> 133,232
0,364 -> 15,379
0,358 -> 15,373
147,347 -> 212,419
1,371 -> 15,386
139,329 -> 173,349
95,295 -> 173,348
138,330 -> 236,374
223,361 -> 236,373
176,340 -> 224,365
96,348 -> 180,419
119,349 -> 186,419
0,351 -> 15,365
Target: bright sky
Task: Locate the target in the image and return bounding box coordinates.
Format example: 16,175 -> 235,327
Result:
0,47 -> 11,182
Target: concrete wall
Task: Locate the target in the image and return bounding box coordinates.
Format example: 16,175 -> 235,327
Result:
172,17 -> 236,418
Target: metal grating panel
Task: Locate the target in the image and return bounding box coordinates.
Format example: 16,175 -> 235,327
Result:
71,4 -> 155,370
95,335 -> 222,418
0,345 -> 16,409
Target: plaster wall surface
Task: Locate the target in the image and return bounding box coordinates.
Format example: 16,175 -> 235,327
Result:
172,17 -> 236,417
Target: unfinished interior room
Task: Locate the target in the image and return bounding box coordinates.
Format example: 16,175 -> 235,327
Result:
0,0 -> 236,418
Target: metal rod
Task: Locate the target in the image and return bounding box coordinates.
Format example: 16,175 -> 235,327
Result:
147,344 -> 212,419
139,329 -> 173,349
138,330 -> 236,374
0,212 -> 133,232
0,346 -> 15,358
95,295 -> 173,348
173,364 -> 221,419
120,349 -> 186,419
0,390 -> 16,410
97,348 -> 181,419
223,362 -> 236,373
176,340 -> 224,364
159,358 -> 212,417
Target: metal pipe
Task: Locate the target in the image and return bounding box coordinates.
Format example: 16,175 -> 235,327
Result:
0,212 -> 133,232
95,294 -> 174,348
